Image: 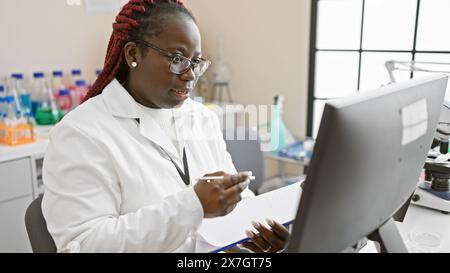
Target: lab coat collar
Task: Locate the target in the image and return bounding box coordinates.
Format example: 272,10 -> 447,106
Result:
102,79 -> 187,160
102,79 -> 140,119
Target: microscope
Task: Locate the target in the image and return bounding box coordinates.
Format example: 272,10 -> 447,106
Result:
385,61 -> 450,213
412,103 -> 450,213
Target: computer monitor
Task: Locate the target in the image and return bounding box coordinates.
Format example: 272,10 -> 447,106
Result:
286,75 -> 449,253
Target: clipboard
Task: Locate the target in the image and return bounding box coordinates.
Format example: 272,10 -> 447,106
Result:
196,181 -> 303,253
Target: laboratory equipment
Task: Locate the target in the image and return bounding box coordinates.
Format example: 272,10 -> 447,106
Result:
52,71 -> 66,98
58,89 -> 72,115
30,72 -> 46,117
286,76 -> 447,253
270,95 -> 287,155
35,78 -> 62,125
70,80 -> 88,109
12,73 -> 32,115
0,96 -> 35,145
386,60 -> 450,213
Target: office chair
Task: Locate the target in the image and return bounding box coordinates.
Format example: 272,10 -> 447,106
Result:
223,127 -> 265,194
25,195 -> 57,253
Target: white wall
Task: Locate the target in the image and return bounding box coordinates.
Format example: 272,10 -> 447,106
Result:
0,0 -> 311,137
188,0 -> 311,137
0,0 -> 114,84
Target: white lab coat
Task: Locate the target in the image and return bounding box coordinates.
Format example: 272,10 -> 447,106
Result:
42,79 -> 254,253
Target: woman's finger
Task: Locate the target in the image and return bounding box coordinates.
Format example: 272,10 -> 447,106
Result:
267,219 -> 290,241
253,222 -> 285,251
224,183 -> 246,200
245,230 -> 270,252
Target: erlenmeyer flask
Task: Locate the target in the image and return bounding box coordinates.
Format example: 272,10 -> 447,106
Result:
35,78 -> 62,125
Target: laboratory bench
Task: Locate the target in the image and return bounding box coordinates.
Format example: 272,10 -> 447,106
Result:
360,204 -> 450,253
0,125 -> 51,252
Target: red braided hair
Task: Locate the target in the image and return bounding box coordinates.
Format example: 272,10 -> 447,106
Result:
83,0 -> 187,102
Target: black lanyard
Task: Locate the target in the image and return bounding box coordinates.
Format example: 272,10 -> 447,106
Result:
136,118 -> 190,186
164,147 -> 190,186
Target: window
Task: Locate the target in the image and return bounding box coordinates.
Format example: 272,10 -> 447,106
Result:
308,0 -> 450,137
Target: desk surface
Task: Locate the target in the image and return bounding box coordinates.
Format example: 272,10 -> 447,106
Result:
199,181 -> 450,253
361,204 -> 450,253
398,204 -> 450,253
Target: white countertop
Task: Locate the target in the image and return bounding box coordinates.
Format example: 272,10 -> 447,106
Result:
0,126 -> 53,163
360,204 -> 450,253
398,204 -> 450,253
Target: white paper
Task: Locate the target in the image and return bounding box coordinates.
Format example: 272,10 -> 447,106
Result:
401,99 -> 428,146
197,182 -> 302,251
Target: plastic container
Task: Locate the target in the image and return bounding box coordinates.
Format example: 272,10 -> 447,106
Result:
6,77 -> 23,116
71,80 -> 88,109
68,69 -> 83,90
52,70 -> 66,98
24,112 -> 36,142
0,96 -> 18,144
77,80 -> 89,102
30,72 -> 47,117
0,96 -> 35,145
0,84 -> 5,117
12,73 -> 32,116
0,85 -> 5,142
58,89 -> 72,115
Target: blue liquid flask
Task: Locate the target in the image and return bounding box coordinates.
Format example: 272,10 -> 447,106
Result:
270,95 -> 286,155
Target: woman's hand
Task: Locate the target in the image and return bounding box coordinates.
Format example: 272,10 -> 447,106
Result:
194,171 -> 250,218
240,220 -> 290,253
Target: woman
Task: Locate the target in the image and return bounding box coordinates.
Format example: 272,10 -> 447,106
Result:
42,0 -> 289,253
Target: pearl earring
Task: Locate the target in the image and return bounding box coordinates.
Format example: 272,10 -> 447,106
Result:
131,62 -> 138,68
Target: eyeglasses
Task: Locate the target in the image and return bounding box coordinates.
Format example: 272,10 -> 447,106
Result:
134,39 -> 211,77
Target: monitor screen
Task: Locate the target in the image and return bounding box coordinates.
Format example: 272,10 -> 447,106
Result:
286,75 -> 448,253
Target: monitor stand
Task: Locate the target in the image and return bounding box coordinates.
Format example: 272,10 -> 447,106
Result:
366,194 -> 412,253
367,218 -> 408,253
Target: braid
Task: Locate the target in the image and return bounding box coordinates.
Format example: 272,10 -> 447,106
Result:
83,0 -> 193,102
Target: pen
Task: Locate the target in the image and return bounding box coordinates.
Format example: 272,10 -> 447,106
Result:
196,176 -> 256,181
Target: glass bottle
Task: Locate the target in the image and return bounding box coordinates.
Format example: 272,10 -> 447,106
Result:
270,95 -> 286,155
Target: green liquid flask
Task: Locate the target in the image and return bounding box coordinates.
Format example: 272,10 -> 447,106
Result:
35,78 -> 63,125
36,106 -> 62,125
